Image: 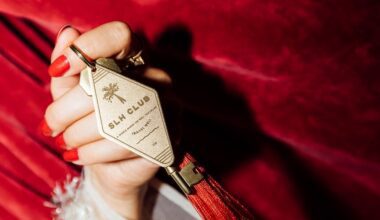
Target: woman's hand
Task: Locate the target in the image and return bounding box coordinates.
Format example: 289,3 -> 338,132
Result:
40,22 -> 162,219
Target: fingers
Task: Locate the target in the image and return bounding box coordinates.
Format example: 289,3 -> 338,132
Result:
43,22 -> 148,167
143,68 -> 172,85
63,139 -> 136,165
44,84 -> 93,136
48,21 -> 132,77
51,25 -> 80,61
58,113 -> 102,148
50,26 -> 81,100
56,112 -> 160,169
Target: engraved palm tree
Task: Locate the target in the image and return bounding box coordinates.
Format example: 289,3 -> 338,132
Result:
102,83 -> 126,104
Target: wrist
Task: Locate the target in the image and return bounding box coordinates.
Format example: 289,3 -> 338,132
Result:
91,174 -> 148,219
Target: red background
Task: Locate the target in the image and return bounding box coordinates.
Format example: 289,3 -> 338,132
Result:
0,1 -> 379,219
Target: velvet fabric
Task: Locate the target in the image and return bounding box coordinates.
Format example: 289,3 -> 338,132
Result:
0,1 -> 379,219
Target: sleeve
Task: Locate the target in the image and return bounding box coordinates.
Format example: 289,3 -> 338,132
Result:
48,168 -> 200,220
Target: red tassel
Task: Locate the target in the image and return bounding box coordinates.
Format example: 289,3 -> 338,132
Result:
179,153 -> 254,220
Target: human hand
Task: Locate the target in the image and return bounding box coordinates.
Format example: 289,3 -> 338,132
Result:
40,22 -> 168,219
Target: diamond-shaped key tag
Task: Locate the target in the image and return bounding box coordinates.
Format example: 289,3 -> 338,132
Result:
88,63 -> 174,167
80,58 -> 122,96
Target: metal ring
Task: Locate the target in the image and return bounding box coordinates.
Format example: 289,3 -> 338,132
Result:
127,50 -> 145,67
122,33 -> 145,69
126,33 -> 144,58
69,45 -> 96,71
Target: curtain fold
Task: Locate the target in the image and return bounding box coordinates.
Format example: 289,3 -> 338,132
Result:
0,1 -> 379,219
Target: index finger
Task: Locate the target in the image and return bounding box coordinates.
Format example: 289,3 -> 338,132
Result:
50,26 -> 81,100
48,21 -> 132,78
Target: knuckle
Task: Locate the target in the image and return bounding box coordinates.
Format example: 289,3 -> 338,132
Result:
110,21 -> 132,47
45,104 -> 63,130
81,41 -> 97,58
63,128 -> 77,146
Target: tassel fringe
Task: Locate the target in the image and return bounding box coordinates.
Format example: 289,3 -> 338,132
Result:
179,153 -> 254,220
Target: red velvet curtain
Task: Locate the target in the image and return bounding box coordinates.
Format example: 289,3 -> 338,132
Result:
0,1 -> 379,219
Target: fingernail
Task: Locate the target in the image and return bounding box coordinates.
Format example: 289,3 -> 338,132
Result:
55,133 -> 67,149
48,55 -> 70,77
39,119 -> 52,136
56,24 -> 71,42
63,149 -> 79,161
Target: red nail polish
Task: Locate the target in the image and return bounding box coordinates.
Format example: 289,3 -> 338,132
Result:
55,133 -> 67,149
63,149 -> 79,161
39,119 -> 52,136
48,55 -> 70,77
56,24 -> 71,42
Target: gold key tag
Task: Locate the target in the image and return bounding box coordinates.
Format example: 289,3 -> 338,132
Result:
74,44 -> 203,194
80,58 -> 122,96
80,59 -> 174,167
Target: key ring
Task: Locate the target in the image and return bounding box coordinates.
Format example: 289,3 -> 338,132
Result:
123,33 -> 145,69
69,45 -> 96,71
70,44 -> 145,72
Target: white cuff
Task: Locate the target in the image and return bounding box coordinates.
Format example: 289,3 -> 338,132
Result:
46,168 -> 200,220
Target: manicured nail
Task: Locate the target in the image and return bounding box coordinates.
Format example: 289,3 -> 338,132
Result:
48,55 -> 70,77
39,119 -> 52,136
55,133 -> 67,149
63,149 -> 79,161
56,24 -> 71,42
